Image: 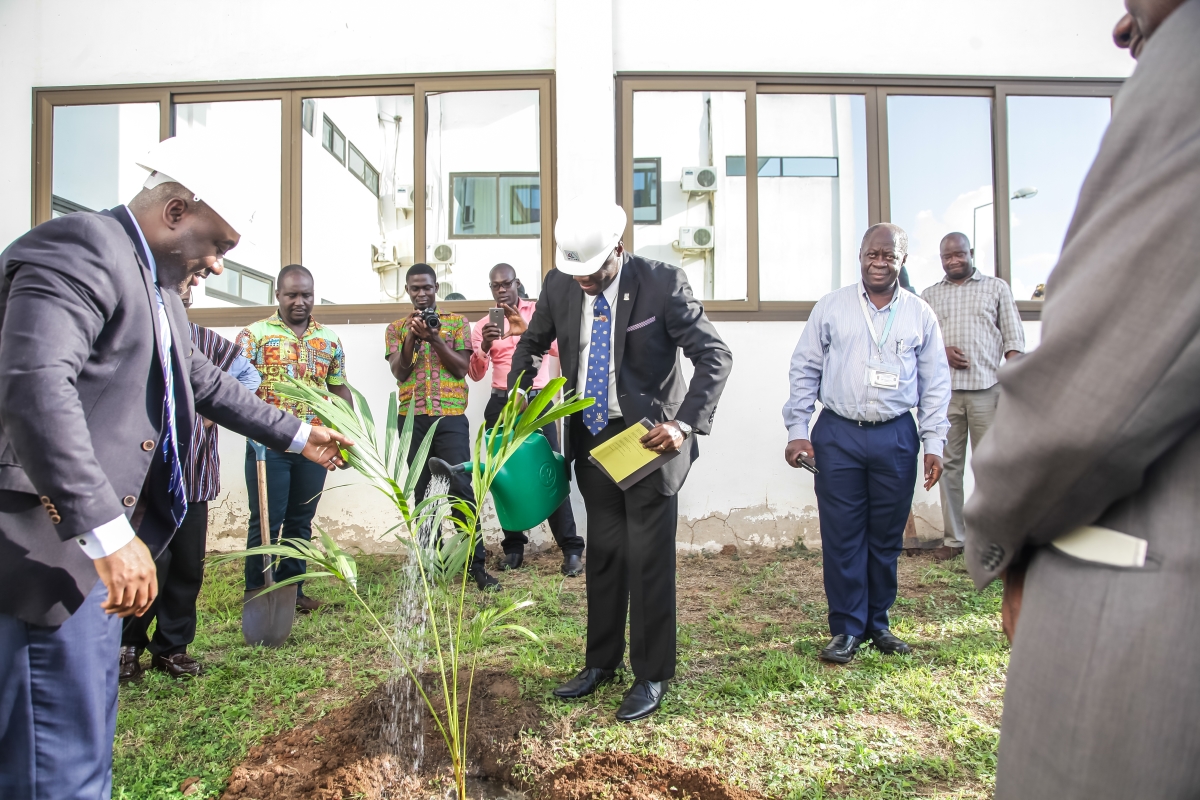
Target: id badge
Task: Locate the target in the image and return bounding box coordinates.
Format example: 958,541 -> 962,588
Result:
866,360 -> 900,390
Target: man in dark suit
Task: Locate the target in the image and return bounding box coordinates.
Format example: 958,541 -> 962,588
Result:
509,198 -> 732,721
0,135 -> 352,799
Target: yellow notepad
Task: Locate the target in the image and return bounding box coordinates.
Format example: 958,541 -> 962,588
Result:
587,418 -> 680,490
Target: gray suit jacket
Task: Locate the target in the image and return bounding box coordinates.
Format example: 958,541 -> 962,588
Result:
964,3 -> 1200,797
508,254 -> 732,495
0,206 -> 301,626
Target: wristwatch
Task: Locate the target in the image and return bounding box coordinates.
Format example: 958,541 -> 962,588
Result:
672,420 -> 692,439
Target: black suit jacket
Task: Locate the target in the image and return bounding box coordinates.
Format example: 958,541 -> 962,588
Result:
508,254 -> 732,495
0,206 -> 301,626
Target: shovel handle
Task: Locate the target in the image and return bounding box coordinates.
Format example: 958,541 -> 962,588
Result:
253,442 -> 275,587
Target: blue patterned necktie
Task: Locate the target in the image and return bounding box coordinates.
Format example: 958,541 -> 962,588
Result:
583,293 -> 611,435
155,291 -> 188,528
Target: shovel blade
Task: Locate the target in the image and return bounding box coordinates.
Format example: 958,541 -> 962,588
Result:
241,584 -> 298,648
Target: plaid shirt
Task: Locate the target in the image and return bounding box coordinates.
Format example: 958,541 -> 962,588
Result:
921,270 -> 1025,391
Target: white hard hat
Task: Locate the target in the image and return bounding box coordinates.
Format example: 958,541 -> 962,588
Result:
554,197 -> 627,276
135,134 -> 257,237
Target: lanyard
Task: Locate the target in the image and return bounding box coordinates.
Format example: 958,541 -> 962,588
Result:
859,290 -> 897,360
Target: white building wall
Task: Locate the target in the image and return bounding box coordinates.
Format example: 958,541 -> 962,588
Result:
0,0 -> 1115,552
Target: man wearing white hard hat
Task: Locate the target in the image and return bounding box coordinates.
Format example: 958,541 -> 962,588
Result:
508,198 -> 732,721
0,135 -> 353,799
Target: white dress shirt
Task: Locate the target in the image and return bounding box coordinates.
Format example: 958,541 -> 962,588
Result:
576,264 -> 623,418
782,281 -> 952,456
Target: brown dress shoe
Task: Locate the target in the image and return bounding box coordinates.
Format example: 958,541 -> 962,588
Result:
151,652 -> 203,679
296,594 -> 325,613
119,646 -> 144,684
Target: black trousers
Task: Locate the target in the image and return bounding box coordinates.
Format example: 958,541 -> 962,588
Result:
405,414 -> 486,570
573,417 -> 678,682
122,500 -> 207,656
482,391 -> 584,556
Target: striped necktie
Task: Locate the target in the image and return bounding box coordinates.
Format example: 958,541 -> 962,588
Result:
582,293 -> 611,435
156,293 -> 188,528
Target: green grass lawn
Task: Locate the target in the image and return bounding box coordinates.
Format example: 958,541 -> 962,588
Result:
113,547 -> 1005,799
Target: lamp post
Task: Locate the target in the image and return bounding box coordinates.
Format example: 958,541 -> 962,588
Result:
973,186 -> 1039,253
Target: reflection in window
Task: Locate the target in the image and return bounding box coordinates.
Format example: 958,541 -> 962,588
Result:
204,260 -> 274,306
52,103 -> 160,215
632,91 -> 747,301
175,99 -> 282,309
302,99 -> 315,135
1008,95 -> 1110,301
322,114 -> 346,164
887,95 -> 995,293
633,158 -> 661,224
426,90 -> 542,299
756,94 -> 868,300
302,95 -> 415,303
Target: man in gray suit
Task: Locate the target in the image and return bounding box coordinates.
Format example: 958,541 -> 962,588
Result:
0,136 -> 353,799
964,1 -> 1200,797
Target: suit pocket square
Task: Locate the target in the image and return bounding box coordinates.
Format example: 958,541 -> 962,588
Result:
626,316 -> 656,332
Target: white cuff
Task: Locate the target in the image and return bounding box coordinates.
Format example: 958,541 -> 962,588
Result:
77,515 -> 137,559
787,423 -> 810,442
923,436 -> 945,458
287,421 -> 312,454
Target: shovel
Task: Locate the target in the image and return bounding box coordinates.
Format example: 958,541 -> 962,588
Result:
242,440 -> 297,648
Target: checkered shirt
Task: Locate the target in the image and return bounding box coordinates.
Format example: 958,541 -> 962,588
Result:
921,270 -> 1025,391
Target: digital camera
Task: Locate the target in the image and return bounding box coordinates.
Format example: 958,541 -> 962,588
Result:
416,307 -> 441,331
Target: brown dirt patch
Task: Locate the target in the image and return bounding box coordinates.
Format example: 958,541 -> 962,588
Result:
539,752 -> 765,800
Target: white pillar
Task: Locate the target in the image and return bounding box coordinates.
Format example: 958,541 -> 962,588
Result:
554,0 -> 616,209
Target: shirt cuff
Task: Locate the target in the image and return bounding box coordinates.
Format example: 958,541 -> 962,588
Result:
287,421 -> 312,454
787,423 -> 810,442
923,436 -> 945,458
77,515 -> 136,559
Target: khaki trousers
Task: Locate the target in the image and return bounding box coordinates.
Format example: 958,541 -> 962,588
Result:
940,385 -> 1000,544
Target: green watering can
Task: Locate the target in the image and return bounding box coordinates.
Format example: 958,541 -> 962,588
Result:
428,426 -> 569,532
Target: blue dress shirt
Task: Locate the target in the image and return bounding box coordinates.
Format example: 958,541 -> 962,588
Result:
783,281 -> 952,456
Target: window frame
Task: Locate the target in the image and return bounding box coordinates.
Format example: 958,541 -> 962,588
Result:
346,141 -> 380,197
32,73 -> 556,326
632,156 -> 661,225
447,171 -> 541,239
321,113 -> 346,164
617,75 -> 1120,320
204,259 -> 276,307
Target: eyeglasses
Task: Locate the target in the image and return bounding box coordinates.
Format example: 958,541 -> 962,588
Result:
488,279 -> 518,291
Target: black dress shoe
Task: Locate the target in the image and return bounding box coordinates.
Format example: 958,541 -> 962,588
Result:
471,567 -> 501,592
152,652 -> 203,679
561,553 -> 583,577
553,667 -> 616,699
616,679 -> 667,722
119,646 -> 144,684
867,628 -> 912,655
500,552 -> 524,571
818,634 -> 863,664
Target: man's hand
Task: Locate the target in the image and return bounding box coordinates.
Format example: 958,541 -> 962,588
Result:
784,439 -> 815,469
500,303 -> 527,337
409,313 -> 435,342
480,322 -> 502,353
201,416 -> 215,430
945,346 -> 970,370
640,421 -> 686,454
302,426 -> 356,471
95,537 -> 158,618
1001,562 -> 1027,642
923,454 -> 943,490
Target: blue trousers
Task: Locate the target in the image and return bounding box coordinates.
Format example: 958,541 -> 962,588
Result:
812,411 -> 919,637
244,445 -> 328,592
0,580 -> 121,800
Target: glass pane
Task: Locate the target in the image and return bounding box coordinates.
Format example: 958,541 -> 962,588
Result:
756,94 -> 869,300
451,175 -> 498,236
632,159 -> 660,223
725,156 -> 746,177
426,90 -> 542,300
302,95 -> 415,304
301,99 -> 315,135
632,91 -> 747,301
757,156 -> 781,177
241,272 -> 273,305
205,264 -> 241,299
499,175 -> 540,234
52,103 -> 160,214
175,99 -> 282,309
1008,95 -> 1110,301
887,95 -> 995,294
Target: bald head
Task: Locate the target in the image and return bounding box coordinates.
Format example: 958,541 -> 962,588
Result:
126,181 -> 239,295
860,223 -> 909,258
939,232 -> 975,283
859,223 -> 909,296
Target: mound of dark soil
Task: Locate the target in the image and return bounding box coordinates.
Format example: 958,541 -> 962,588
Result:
539,752 -> 765,800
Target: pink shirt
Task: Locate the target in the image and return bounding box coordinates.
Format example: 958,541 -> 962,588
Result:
469,298 -> 558,390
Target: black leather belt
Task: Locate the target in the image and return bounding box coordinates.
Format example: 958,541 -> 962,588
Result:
825,410 -> 903,428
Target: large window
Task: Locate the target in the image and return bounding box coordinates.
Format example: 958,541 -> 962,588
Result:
51,103 -> 161,216
205,260 -> 274,306
632,158 -> 661,224
449,173 -> 540,238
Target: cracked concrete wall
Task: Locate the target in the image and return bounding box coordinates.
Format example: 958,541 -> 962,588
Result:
204,320 -> 1041,555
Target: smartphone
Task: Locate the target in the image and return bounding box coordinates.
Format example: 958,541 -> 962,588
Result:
797,454 -> 818,475
488,307 -> 505,330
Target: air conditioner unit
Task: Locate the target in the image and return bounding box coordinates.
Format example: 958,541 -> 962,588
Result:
680,166 -> 718,193
430,242 -> 456,265
678,226 -> 714,250
395,184 -> 414,209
